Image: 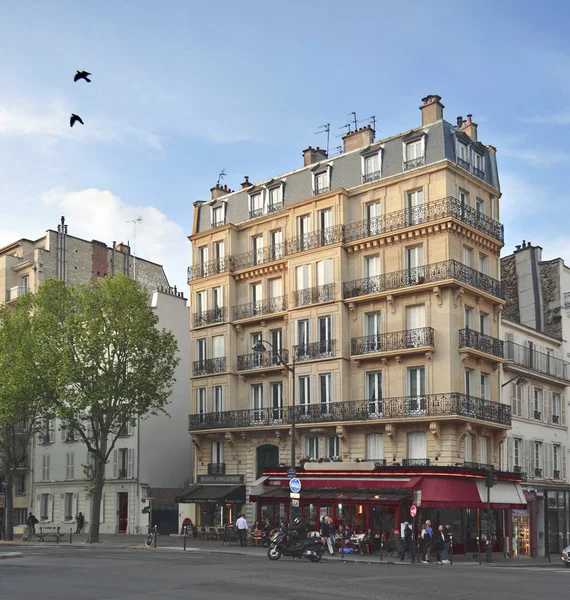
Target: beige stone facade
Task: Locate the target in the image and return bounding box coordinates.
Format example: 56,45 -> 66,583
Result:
187,96 -> 509,520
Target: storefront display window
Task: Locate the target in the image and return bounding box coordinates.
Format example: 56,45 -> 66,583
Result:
546,490 -> 570,554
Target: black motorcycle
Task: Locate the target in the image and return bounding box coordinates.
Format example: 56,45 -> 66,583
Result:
267,529 -> 323,562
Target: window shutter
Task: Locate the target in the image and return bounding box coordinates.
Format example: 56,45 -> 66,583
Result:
545,444 -> 552,478
529,441 -> 536,477
527,388 -> 533,421
127,449 -> 134,478
61,422 -> 67,441
49,419 -> 55,443
545,391 -> 552,423
507,437 -> 514,471
523,439 -> 530,477
563,446 -> 567,482
562,394 -> 566,426
112,450 -> 118,479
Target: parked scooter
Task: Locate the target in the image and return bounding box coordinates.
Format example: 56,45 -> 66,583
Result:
267,525 -> 323,562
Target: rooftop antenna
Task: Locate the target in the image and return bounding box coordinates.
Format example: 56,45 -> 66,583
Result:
315,123 -> 330,156
349,111 -> 358,131
217,169 -> 226,187
126,216 -> 143,281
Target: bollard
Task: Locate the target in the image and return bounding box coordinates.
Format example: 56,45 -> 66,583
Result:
70,528 -> 73,544
449,534 -> 453,566
183,528 -> 187,551
380,540 -> 383,561
56,527 -> 60,545
477,536 -> 481,565
153,525 -> 158,549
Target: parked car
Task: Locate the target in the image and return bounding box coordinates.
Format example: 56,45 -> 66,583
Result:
562,545 -> 570,568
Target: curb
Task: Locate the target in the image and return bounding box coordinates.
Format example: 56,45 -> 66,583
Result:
0,553 -> 24,560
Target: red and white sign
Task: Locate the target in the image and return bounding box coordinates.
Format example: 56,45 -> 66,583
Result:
410,505 -> 417,518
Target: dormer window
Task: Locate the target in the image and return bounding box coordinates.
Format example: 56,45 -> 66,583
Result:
314,171 -> 330,195
267,186 -> 283,214
456,142 -> 469,170
249,193 -> 264,219
362,151 -> 382,183
211,206 -> 224,228
473,152 -> 485,178
404,138 -> 425,171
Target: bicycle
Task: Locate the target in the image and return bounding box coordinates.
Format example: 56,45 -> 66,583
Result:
145,526 -> 157,548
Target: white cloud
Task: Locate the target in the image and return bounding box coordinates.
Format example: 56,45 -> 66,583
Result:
500,147 -> 570,166
524,113 -> 570,125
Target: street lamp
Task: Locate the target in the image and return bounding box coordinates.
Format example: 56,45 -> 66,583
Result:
501,376 -> 528,389
252,340 -> 296,471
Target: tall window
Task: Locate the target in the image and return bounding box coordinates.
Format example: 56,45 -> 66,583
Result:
213,386 -> 223,413
41,455 -> 50,481
118,448 -> 128,478
196,291 -> 206,315
251,332 -> 262,367
552,393 -> 561,424
251,384 -> 263,422
40,494 -> 49,520
479,254 -> 489,275
513,438 -> 522,469
464,306 -> 474,329
212,335 -> 224,358
305,436 -> 319,459
198,245 -> 208,265
65,452 -> 74,480
197,388 -> 207,422
212,440 -> 224,464
212,286 -> 223,310
251,282 -> 263,314
406,305 -> 425,331
298,376 -> 311,416
464,435 -> 473,462
327,435 -> 340,459
315,171 -> 329,194
213,241 -> 224,261
252,235 -> 264,265
297,214 -> 311,239
533,388 -> 543,419
318,315 -> 332,355
316,259 -> 333,286
295,264 -> 311,291
480,436 -> 490,465
407,367 -> 426,415
476,198 -> 485,217
363,153 -> 380,178
480,372 -> 490,400
365,255 -> 381,279
407,432 -> 427,459
405,140 -> 423,168
297,319 -> 310,349
366,371 -> 382,415
510,383 -> 523,417
318,208 -> 333,232
64,493 -> 74,520
405,245 -> 424,284
406,189 -> 424,225
457,142 -> 468,163
533,441 -> 543,476
250,193 -> 263,217
270,229 -> 283,260
366,312 -> 382,342
365,201 -> 382,236
268,186 -> 281,211
465,368 -> 475,397
463,247 -> 473,268
270,328 -> 283,357
473,152 -> 485,174
196,339 -> 206,363
366,433 -> 384,460
553,445 -> 561,477
212,206 -> 224,227
270,382 -> 283,421
479,312 -> 489,335
319,373 -> 333,415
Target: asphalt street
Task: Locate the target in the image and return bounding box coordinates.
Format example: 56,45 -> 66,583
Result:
0,546 -> 567,600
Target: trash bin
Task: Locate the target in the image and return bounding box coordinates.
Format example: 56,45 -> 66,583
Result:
22,525 -> 31,542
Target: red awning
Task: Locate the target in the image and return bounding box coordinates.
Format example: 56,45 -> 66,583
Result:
266,476 -> 421,491
415,477 -> 481,508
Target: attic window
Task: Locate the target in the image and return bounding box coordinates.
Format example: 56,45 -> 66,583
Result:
211,206 -> 225,228
249,193 -> 264,219
473,152 -> 485,179
362,150 -> 382,183
404,139 -> 424,171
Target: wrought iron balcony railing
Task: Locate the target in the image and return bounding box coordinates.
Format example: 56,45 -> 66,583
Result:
188,392 -> 511,431
504,341 -> 570,381
249,202 -> 285,220
187,257 -> 231,281
459,329 -> 504,359
402,458 -> 431,467
473,166 -> 485,180
285,225 -> 343,255
293,340 -> 336,362
237,349 -> 289,371
208,462 -> 226,475
193,357 -> 227,377
456,157 -> 470,170
314,185 -> 330,195
343,260 -> 503,301
351,327 -> 435,356
232,243 -> 286,270
212,220 -> 225,228
343,196 -> 504,244
404,156 -> 425,170
362,170 -> 382,183
193,307 -> 225,328
232,295 -> 287,321
294,283 -> 335,307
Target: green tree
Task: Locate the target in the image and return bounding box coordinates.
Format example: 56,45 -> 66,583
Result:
0,296 -> 55,540
32,276 -> 179,543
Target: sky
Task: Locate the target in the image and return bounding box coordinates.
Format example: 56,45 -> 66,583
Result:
2,0 -> 570,291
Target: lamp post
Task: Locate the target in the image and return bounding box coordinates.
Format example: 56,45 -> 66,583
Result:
501,376 -> 528,389
252,340 -> 296,471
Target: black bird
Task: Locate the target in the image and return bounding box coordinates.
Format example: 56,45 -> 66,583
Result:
74,70 -> 91,83
70,113 -> 84,128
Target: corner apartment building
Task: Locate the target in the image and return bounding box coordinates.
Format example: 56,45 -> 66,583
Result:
184,96 -> 523,554
501,243 -> 570,557
0,218 -> 175,530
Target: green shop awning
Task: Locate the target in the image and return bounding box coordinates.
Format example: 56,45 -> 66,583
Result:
175,484 -> 245,504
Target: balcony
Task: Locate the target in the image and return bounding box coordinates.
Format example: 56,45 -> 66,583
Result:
554,470 -> 561,480
118,469 -> 128,479
187,257 -> 231,281
343,196 -> 504,245
237,349 -> 289,372
402,458 -> 430,467
193,357 -> 227,377
533,410 -> 542,420
314,185 -> 330,196
208,462 -> 226,475
294,283 -> 335,307
459,329 -> 504,359
294,340 -> 336,362
552,414 -> 560,425
362,170 -> 382,184
473,166 -> 485,180
232,295 -> 287,321
188,392 -> 511,431
404,156 -> 425,171
351,327 -> 435,357
193,307 -> 225,328
504,341 -> 570,382
232,244 -> 286,271
6,286 -> 29,303
343,260 -> 503,301
534,468 -> 543,478
456,157 -> 470,170
285,225 -> 343,255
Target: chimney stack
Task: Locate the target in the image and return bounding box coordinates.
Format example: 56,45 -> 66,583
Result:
456,116 -> 463,128
241,176 -> 253,189
419,95 -> 444,126
460,113 -> 478,141
342,125 -> 375,153
302,146 -> 328,167
210,183 -> 233,201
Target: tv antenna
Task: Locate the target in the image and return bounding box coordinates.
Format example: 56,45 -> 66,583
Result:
349,112 -> 358,131
217,169 -> 227,186
315,123 -> 330,156
126,216 -> 143,281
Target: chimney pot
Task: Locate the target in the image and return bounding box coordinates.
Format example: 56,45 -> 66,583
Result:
467,114 -> 472,124
457,116 -> 463,127
241,176 -> 253,189
516,245 -> 521,252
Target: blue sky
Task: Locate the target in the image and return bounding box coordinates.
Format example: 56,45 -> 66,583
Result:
2,0 -> 570,290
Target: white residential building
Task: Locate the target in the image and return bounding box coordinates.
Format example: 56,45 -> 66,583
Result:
29,287 -> 191,535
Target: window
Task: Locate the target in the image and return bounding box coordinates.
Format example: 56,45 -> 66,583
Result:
298,375 -> 311,416
40,418 -> 54,444
268,279 -> 283,309
268,186 -> 282,211
21,275 -> 29,292
552,393 -> 561,424
457,142 -> 469,164
61,422 -> 76,442
405,140 -> 423,169
316,259 -> 333,297
270,382 -> 283,421
459,190 -> 469,214
407,432 -> 427,459
366,312 -> 382,338
297,214 -> 311,240
65,452 -> 75,480
513,438 -> 522,469
295,264 -> 311,291
195,291 -> 206,315
213,386 -> 223,413
533,441 -> 543,477
465,368 -> 475,397
318,315 -> 333,356
319,373 -> 333,415
510,383 -> 523,417
476,198 -> 485,217
465,306 -> 474,329
41,454 -> 50,481
366,371 -> 382,415
327,435 -> 340,459
480,372 -> 490,400
197,388 -> 207,422
365,255 -> 381,279
406,189 -> 424,225
365,201 -> 382,236
212,286 -> 223,310
405,245 -> 425,284
40,493 -> 49,520
118,448 -> 128,478
406,304 -> 425,332
211,440 -> 224,464
212,206 -> 224,227
252,235 -> 264,265
407,367 -> 426,415
366,433 -> 384,461
480,436 -> 491,465
64,493 -> 74,521
305,436 -> 319,460
464,435 -> 473,462
473,152 -> 485,174
250,282 -> 263,312
270,328 -> 283,356
363,153 -> 381,181
315,171 -> 329,194
463,247 -> 473,268
196,339 -> 207,363
250,193 -> 263,218
479,254 -> 489,275
505,332 -> 515,360
15,474 -> 25,496
297,318 -> 309,345
251,384 -> 264,422
553,445 -> 561,478
479,312 -> 489,335
318,208 -> 333,232
533,388 -> 543,420
212,335 -> 224,358
198,245 -> 208,265
213,240 -> 224,262
270,229 -> 283,260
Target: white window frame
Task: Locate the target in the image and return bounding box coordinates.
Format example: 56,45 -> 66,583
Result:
312,164 -> 332,195
249,191 -> 264,217
211,205 -> 224,227
327,435 -> 340,459
365,433 -> 384,461
361,151 -> 382,181
457,141 -> 469,164
305,436 -> 319,460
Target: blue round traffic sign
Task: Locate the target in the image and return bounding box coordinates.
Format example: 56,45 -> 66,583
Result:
289,478 -> 302,493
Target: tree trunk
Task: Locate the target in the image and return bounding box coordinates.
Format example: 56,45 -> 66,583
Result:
87,459 -> 106,543
4,477 -> 14,541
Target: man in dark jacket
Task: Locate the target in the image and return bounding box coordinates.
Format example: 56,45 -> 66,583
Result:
433,525 -> 446,565
400,522 -> 415,562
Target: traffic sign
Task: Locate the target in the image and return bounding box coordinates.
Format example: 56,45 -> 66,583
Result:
287,469 -> 297,479
290,492 -> 300,499
289,478 -> 302,493
291,499 -> 300,508
410,505 -> 417,518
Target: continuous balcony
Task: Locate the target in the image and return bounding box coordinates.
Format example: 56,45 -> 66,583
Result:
343,196 -> 504,244
237,349 -> 289,372
504,341 -> 570,382
294,283 -> 335,307
192,307 -> 225,328
232,244 -> 286,271
188,392 -> 511,431
248,202 -> 285,220
351,327 -> 435,357
343,260 -> 503,301
459,329 -> 504,359
285,225 -> 343,255
187,257 -> 231,281
232,295 -> 287,321
193,357 -> 227,377
293,340 -> 336,362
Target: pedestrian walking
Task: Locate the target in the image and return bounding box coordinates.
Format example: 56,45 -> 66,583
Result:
75,512 -> 85,534
321,516 -> 333,555
400,521 -> 415,563
236,513 -> 248,547
420,523 -> 431,563
441,524 -> 452,564
433,525 -> 446,565
327,517 -> 336,554
27,512 -> 38,536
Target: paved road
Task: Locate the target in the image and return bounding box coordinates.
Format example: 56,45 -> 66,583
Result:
0,546 -> 567,600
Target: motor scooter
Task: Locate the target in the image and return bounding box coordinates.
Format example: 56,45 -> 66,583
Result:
267,529 -> 323,562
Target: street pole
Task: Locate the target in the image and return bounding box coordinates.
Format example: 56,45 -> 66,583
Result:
290,353 -> 296,471
485,465 -> 494,563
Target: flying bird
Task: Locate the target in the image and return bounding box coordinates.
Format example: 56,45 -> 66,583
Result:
70,113 -> 84,128
74,70 -> 91,83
